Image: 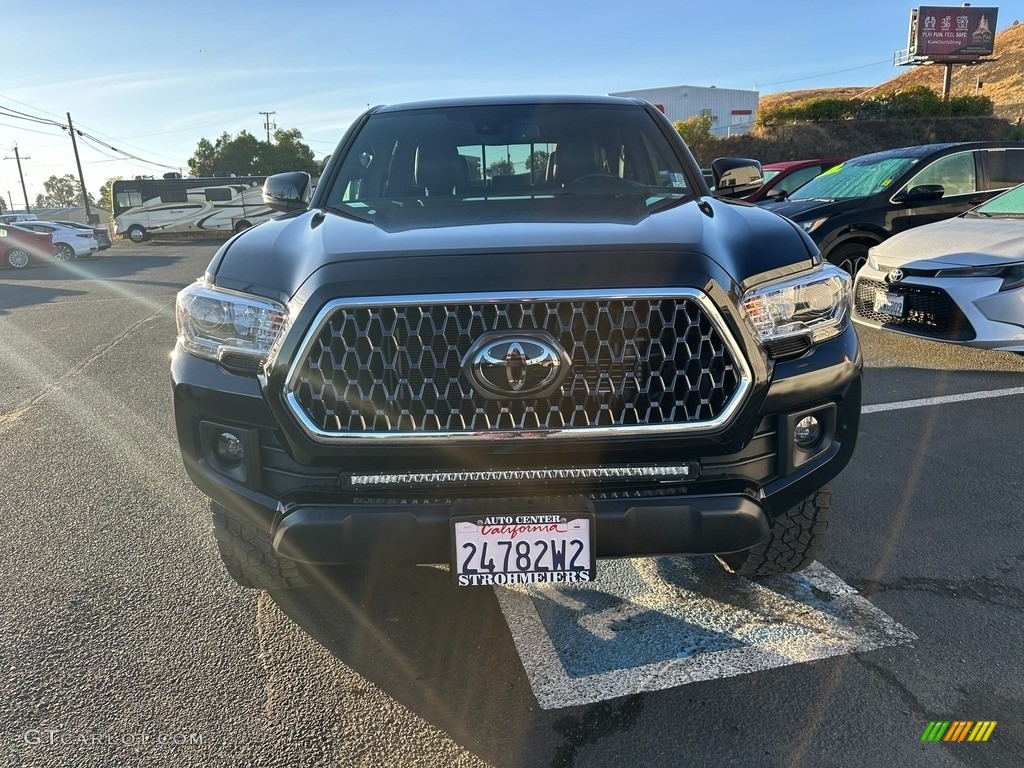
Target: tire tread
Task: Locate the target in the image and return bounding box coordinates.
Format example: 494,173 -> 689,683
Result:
210,502 -> 309,590
718,486 -> 831,577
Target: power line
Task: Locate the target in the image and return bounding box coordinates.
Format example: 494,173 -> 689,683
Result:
0,105 -> 65,128
0,95 -> 180,171
0,120 -> 67,137
77,131 -> 179,170
69,118 -> 190,163
0,92 -> 65,122
757,59 -> 892,89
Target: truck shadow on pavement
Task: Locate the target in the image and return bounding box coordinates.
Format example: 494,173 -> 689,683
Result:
0,253 -> 186,288
268,554 -> 916,768
270,563 -> 555,766
0,284 -> 87,316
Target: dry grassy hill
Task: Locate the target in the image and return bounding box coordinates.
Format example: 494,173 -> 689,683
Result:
759,87 -> 869,113
762,20 -> 1024,121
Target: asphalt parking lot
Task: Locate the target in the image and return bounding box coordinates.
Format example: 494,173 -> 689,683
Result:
1,242 -> 1022,767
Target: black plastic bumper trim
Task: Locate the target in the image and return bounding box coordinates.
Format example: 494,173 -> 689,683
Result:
271,494 -> 770,564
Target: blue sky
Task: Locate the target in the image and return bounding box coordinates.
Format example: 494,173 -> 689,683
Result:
0,0 -> 1013,205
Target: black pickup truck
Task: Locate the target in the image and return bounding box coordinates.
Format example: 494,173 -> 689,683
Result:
171,95 -> 861,589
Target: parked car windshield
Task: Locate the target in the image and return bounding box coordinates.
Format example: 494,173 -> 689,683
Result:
967,182 -> 1024,217
322,103 -> 695,225
788,156 -> 920,201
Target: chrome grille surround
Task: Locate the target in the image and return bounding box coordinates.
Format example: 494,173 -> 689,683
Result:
281,290 -> 752,444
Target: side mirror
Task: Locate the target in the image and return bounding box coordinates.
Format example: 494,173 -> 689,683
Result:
894,184 -> 944,203
262,171 -> 311,212
764,187 -> 789,201
711,157 -> 764,199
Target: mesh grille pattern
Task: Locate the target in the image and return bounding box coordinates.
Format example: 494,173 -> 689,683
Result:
855,279 -> 975,341
288,297 -> 743,435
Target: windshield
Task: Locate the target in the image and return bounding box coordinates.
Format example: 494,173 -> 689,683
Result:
969,182 -> 1024,217
788,156 -> 919,201
322,103 -> 694,225
761,169 -> 781,182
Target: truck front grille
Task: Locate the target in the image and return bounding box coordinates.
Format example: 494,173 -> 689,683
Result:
283,290 -> 751,442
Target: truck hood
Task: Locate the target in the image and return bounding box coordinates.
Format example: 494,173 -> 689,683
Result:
209,196 -> 817,303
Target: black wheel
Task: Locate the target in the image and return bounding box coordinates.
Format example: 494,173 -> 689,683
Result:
717,486 -> 831,577
127,225 -> 147,244
234,220 -> 251,234
6,248 -> 30,269
210,502 -> 309,589
829,243 -> 869,277
55,243 -> 75,261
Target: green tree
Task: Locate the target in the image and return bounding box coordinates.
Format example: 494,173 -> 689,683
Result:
261,128 -> 318,175
673,114 -> 713,146
0,196 -> 6,213
188,137 -> 218,177
187,128 -> 318,177
525,150 -> 550,182
34,174 -> 96,209
97,176 -> 122,212
487,158 -> 515,177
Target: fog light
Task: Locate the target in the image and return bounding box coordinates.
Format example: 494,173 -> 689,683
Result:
794,416 -> 822,449
216,432 -> 244,465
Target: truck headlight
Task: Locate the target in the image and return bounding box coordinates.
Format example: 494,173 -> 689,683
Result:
175,281 -> 289,368
741,264 -> 852,344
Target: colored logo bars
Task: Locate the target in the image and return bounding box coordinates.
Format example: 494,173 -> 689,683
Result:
921,721 -> 997,742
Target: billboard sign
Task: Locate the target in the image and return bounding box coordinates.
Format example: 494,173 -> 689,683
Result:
908,6 -> 998,60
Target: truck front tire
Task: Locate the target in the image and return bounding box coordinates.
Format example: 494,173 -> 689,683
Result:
717,486 -> 831,577
210,502 -> 310,590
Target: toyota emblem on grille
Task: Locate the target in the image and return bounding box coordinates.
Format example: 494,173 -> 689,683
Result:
463,331 -> 572,399
886,268 -> 904,284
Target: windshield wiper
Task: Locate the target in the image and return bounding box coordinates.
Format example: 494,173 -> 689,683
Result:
323,204 -> 374,223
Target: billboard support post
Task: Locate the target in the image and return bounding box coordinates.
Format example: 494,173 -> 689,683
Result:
942,62 -> 954,100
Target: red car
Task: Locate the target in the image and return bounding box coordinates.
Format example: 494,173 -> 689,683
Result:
746,158 -> 844,203
1,223 -> 58,269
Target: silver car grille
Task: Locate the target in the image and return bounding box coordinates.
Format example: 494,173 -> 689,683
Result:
282,290 -> 751,443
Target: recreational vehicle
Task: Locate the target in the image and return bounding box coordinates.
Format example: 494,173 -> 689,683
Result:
110,176 -> 276,242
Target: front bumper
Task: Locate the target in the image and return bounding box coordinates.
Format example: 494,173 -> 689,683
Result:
172,326 -> 862,565
853,264 -> 1024,351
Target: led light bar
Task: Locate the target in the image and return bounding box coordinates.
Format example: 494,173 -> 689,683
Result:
345,464 -> 700,489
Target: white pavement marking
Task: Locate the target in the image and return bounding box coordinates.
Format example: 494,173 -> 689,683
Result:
862,386 -> 1024,414
494,558 -> 915,710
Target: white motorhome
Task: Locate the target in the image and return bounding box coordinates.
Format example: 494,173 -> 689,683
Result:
110,176 -> 275,242
0,213 -> 39,224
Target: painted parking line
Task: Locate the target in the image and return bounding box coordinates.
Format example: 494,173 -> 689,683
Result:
495,557 -> 915,710
863,386 -> 1024,414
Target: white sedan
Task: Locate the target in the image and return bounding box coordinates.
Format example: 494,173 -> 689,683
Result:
853,183 -> 1024,352
17,221 -> 99,261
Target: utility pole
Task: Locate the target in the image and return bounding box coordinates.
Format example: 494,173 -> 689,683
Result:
2,145 -> 31,212
66,113 -> 94,224
259,111 -> 276,143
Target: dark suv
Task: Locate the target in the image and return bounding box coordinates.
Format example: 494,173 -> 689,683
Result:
171,95 -> 861,590
762,142 -> 1024,274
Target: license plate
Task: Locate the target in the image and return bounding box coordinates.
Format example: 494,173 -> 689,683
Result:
451,511 -> 595,586
873,290 -> 905,317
